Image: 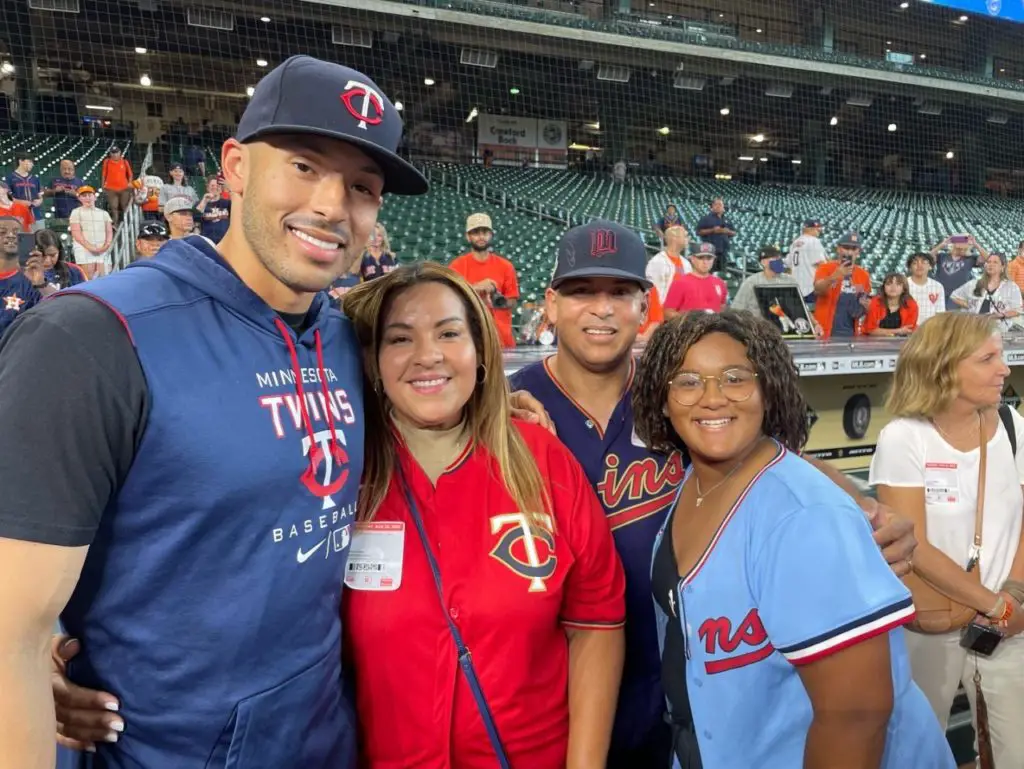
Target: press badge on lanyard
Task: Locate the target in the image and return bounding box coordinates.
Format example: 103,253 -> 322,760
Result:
345,521 -> 405,591
924,462 -> 960,505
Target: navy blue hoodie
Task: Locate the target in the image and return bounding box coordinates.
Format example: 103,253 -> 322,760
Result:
58,237 -> 363,768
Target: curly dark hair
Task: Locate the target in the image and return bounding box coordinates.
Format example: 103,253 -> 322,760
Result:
632,310 -> 809,455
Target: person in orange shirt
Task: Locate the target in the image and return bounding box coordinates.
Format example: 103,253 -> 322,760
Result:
1007,241 -> 1024,295
812,231 -> 872,338
862,273 -> 919,337
101,147 -> 134,228
448,212 -> 520,348
0,180 -> 33,231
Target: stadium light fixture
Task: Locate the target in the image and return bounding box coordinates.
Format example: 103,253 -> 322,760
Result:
509,87 -> 520,95
919,53 -> 927,59
657,126 -> 670,135
140,74 -> 152,87
829,116 -> 839,126
946,151 -> 955,159
738,156 -> 754,161
888,123 -> 897,132
791,159 -> 802,164
85,104 -> 114,112
0,62 -> 14,75
424,78 -> 435,86
135,47 -> 147,54
466,107 -> 479,123
759,157 -> 768,162
246,86 -> 255,97
959,14 -> 968,21
899,2 -> 909,8
256,59 -> 268,67
260,16 -> 271,22
752,133 -> 765,143
720,107 -> 730,116
395,101 -> 404,111
886,40 -> 892,45
756,28 -> 763,33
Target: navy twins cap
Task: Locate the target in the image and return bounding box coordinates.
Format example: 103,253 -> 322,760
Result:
838,231 -> 862,247
551,220 -> 652,289
236,55 -> 428,196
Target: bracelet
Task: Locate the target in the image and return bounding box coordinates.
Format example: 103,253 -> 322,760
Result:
998,593 -> 1015,623
986,594 -> 1006,620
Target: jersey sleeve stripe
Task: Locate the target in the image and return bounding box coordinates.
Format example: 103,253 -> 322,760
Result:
560,618 -> 626,631
777,597 -> 915,666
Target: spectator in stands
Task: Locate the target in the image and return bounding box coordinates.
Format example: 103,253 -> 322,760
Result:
931,234 -> 987,311
951,252 -> 1023,332
5,153 -> 43,231
785,218 -> 827,303
612,158 -> 627,183
1007,240 -> 1024,295
37,229 -> 86,289
863,273 -> 918,337
449,212 -> 520,348
101,147 -> 134,229
135,221 -> 168,260
139,175 -> 162,221
47,159 -> 83,222
359,222 -> 395,281
696,197 -> 735,273
636,310 -> 955,769
0,180 -> 33,231
646,224 -> 691,306
69,186 -> 113,279
158,163 -> 198,210
327,258 -> 361,307
871,313 -> 1024,767
813,231 -> 872,338
162,197 -> 198,240
184,139 -> 206,180
654,203 -> 682,242
197,176 -> 230,244
0,216 -> 42,333
906,252 -> 945,325
662,242 -> 727,317
732,244 -> 803,317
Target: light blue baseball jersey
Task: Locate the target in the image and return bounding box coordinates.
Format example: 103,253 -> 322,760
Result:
652,445 -> 955,769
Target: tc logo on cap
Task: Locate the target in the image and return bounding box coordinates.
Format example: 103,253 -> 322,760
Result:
591,229 -> 617,258
341,80 -> 385,130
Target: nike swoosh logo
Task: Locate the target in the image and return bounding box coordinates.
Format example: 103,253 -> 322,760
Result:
296,537 -> 328,564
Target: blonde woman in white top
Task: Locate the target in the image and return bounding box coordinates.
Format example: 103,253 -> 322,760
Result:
906,252 -> 945,325
950,252 -> 1022,332
870,312 -> 1024,767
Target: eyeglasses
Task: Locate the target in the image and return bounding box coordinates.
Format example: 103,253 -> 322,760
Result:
668,368 -> 759,406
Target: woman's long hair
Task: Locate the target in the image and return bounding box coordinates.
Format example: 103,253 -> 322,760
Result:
881,272 -> 912,309
35,229 -> 68,286
973,252 -> 1007,297
887,313 -> 999,419
342,262 -> 550,524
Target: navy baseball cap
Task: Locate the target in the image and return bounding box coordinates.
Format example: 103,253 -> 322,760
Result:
759,244 -> 782,259
551,220 -> 652,289
803,218 -> 822,229
691,242 -> 717,257
168,162 -> 184,171
838,231 -> 862,248
236,55 -> 427,196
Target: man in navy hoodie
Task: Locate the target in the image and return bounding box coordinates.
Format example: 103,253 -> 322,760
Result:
0,56 -> 427,769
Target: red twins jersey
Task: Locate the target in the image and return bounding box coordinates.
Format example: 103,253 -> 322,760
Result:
508,357 -> 685,754
343,420 -> 625,769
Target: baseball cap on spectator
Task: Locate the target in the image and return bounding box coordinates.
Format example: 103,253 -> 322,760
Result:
759,244 -> 782,259
168,162 -> 184,172
109,147 -> 121,154
803,218 -> 822,229
691,242 -> 717,257
837,231 -> 862,248
164,197 -> 198,216
77,185 -> 96,195
235,55 -> 427,196
551,220 -> 652,289
138,222 -> 169,240
466,213 -> 493,233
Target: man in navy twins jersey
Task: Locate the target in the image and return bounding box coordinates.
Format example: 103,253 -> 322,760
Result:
510,220 -> 918,767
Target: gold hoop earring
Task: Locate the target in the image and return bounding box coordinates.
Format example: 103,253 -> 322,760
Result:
476,365 -> 488,384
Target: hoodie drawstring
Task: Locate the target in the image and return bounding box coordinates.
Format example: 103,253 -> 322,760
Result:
274,318 -> 348,497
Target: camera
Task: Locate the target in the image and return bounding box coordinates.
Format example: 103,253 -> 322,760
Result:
491,292 -> 509,309
960,621 -> 1003,657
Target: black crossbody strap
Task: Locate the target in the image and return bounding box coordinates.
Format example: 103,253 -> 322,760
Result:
999,404 -> 1016,458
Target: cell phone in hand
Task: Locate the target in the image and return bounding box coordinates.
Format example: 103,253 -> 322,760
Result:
950,234 -> 970,245
960,621 -> 1003,657
16,233 -> 36,267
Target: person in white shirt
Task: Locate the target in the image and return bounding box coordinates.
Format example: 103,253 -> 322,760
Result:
950,251 -> 1022,333
870,312 -> 1024,768
906,252 -> 945,325
645,224 -> 691,305
68,185 -> 113,279
786,218 -> 827,302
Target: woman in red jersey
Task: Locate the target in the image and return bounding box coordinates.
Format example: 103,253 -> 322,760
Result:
338,262 -> 625,768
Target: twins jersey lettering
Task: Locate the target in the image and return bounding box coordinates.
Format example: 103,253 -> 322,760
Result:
509,358 -> 684,753
652,447 -> 954,769
344,420 -> 625,768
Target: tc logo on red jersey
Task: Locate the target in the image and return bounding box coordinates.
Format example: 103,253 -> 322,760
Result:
590,229 -> 617,258
341,80 -> 384,130
698,608 -> 775,674
489,512 -> 556,592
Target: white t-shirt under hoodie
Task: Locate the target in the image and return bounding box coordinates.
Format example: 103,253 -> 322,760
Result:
869,410 -> 1024,591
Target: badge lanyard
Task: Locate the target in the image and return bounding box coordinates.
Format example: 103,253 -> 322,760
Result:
397,466 -> 511,769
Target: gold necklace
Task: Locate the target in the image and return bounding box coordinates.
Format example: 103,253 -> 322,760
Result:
931,412 -> 981,446
693,437 -> 766,507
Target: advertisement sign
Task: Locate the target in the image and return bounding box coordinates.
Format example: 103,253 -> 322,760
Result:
478,114 -> 568,150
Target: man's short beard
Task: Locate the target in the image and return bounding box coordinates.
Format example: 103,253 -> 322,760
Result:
471,241 -> 490,253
